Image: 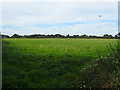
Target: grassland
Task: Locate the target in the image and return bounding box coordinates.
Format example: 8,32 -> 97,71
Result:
2,38 -> 117,88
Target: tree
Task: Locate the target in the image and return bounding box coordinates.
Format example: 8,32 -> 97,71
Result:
117,32 -> 120,37
80,34 -> 88,38
2,35 -> 10,38
73,35 -> 79,38
12,34 -> 20,38
66,34 -> 70,38
103,34 -> 113,39
54,34 -> 62,38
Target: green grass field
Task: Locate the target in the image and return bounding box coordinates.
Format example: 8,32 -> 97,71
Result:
2,39 -> 117,88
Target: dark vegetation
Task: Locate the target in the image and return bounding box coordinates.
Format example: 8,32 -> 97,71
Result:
74,41 -> 120,88
2,32 -> 120,39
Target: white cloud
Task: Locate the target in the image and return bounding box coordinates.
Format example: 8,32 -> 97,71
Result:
3,22 -> 117,36
2,2 -> 118,35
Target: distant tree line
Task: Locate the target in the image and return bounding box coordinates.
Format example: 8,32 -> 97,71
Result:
1,32 -> 120,39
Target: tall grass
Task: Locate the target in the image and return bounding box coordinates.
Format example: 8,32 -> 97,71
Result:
2,38 -> 118,88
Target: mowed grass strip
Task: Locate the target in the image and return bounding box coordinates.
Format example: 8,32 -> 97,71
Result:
2,39 -> 117,88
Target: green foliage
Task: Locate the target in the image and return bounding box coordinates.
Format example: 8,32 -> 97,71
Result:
3,33 -> 119,39
12,34 -> 21,38
75,40 -> 120,88
2,38 -> 117,88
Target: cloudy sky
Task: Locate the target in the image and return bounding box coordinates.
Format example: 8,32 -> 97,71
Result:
1,1 -> 118,36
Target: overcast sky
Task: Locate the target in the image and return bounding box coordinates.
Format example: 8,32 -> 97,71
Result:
1,1 -> 118,36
